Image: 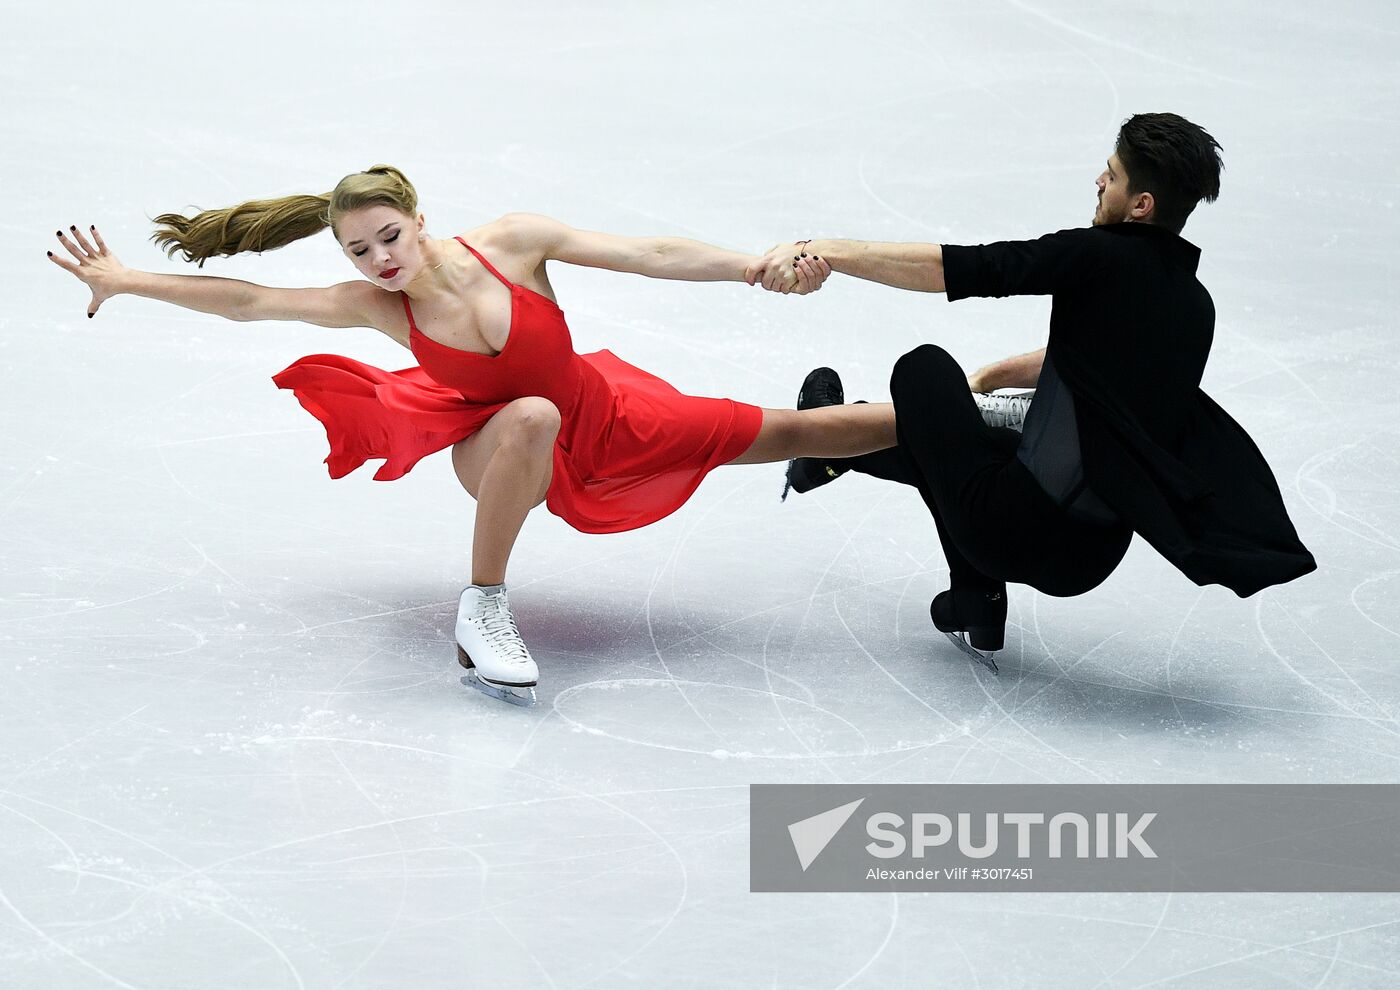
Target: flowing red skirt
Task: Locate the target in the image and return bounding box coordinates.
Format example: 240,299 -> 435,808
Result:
273,350 -> 764,535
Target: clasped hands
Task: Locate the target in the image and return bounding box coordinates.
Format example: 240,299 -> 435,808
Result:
744,241 -> 832,295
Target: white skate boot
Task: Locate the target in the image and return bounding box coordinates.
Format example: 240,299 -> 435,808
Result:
455,584 -> 538,707
974,391 -> 1034,432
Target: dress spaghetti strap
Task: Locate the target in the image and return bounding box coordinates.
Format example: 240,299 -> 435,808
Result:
454,236 -> 514,289
398,291 -> 418,332
401,237 -> 515,331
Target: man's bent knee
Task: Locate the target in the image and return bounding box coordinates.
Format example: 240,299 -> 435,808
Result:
891,344 -> 959,399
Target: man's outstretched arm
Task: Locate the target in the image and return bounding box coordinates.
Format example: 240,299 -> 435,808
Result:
967,348 -> 1046,392
808,239 -> 946,292
748,240 -> 945,293
749,228 -> 1107,299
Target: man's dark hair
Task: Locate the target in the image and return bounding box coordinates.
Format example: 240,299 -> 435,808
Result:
1114,112 -> 1224,233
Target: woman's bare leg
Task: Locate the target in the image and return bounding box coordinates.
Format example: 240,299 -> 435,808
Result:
727,402 -> 896,465
450,397 -> 559,584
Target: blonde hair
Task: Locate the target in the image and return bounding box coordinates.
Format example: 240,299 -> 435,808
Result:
150,164 -> 419,267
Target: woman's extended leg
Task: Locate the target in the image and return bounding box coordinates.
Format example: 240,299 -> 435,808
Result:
726,402 -> 896,465
450,396 -> 560,584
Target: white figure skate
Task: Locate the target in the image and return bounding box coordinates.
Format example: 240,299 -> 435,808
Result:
974,391 -> 1034,432
455,584 -> 538,706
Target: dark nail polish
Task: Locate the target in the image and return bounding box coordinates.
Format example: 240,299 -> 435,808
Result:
814,256 -> 820,260
88,313 -> 94,319
800,253 -> 807,258
70,225 -> 77,231
46,250 -> 52,256
56,230 -> 62,237
89,225 -> 95,230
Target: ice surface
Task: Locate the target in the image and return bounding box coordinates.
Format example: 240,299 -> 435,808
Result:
3,1 -> 1399,986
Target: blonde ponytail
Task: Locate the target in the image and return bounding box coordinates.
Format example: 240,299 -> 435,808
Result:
151,164 -> 419,267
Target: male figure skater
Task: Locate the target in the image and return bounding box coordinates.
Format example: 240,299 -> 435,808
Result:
752,112 -> 1315,671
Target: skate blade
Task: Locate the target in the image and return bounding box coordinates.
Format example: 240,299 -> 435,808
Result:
943,632 -> 1000,674
461,671 -> 537,707
457,645 -> 538,707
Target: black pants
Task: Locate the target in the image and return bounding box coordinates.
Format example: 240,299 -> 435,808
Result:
853,345 -> 1132,598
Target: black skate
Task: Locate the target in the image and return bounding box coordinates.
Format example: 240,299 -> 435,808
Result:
930,587 -> 1007,674
782,367 -> 851,500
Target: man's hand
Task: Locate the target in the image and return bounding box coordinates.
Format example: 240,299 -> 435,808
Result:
967,348 -> 1047,392
966,364 -> 997,393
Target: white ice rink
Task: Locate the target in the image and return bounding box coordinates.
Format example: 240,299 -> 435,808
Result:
4,1 -> 1399,986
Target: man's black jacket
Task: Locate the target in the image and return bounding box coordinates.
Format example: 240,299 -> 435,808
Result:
941,223 -> 1315,597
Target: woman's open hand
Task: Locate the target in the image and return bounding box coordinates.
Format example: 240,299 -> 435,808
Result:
47,224 -> 128,318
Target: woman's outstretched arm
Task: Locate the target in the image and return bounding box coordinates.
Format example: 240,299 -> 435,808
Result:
494,212 -> 829,293
48,224 -> 377,327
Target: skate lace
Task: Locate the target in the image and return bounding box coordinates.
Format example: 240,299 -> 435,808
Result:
479,593 -> 531,667
975,392 -> 1033,429
810,378 -> 842,407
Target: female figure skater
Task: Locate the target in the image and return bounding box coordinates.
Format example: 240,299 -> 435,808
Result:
48,164 -> 886,706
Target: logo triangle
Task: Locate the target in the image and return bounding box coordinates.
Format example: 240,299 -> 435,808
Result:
788,798 -> 865,871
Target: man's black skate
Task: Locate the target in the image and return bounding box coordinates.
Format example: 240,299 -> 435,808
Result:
930,587 -> 1007,674
782,367 -> 851,500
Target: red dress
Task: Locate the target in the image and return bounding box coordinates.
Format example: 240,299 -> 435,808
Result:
272,237 -> 764,534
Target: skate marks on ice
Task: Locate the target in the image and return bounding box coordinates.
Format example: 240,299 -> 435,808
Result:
3,722 -> 709,988
550,677 -> 969,760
